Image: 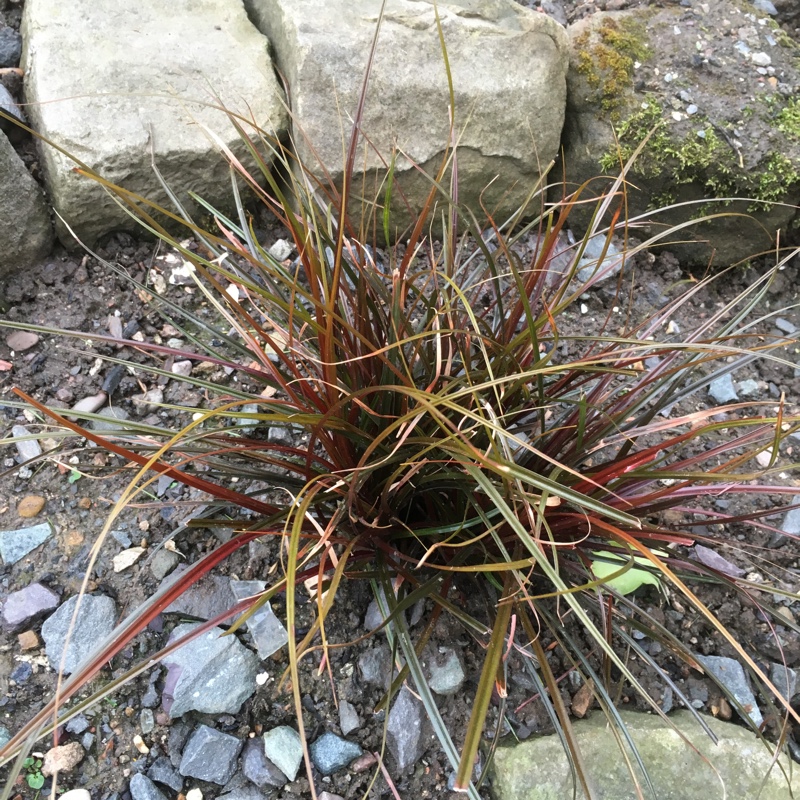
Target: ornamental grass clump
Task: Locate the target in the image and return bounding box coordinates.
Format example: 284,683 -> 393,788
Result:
3,25 -> 800,800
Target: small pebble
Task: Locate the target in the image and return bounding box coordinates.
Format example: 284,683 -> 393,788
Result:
12,425 -> 42,462
68,392 -> 108,420
18,630 -> 39,650
113,546 -> 146,573
6,330 -> 39,351
17,495 -> 45,518
42,742 -> 85,776
59,791 -> 92,800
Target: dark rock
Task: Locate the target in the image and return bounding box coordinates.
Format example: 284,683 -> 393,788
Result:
179,724 -> 243,785
0,27 -> 21,67
129,773 -> 167,800
2,582 -> 59,630
241,737 -> 286,790
309,732 -> 363,776
41,594 -> 116,675
65,714 -> 90,735
338,699 -> 360,735
10,661 -> 32,684
358,644 -> 392,689
146,756 -> 183,793
386,685 -> 424,772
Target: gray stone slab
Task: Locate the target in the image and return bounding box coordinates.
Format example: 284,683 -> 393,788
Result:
179,724 -> 243,785
162,623 -> 259,718
163,569 -> 238,622
0,521 -> 52,565
490,710 -> 800,800
41,594 -> 116,674
12,424 -> 42,461
769,662 -> 798,702
246,0 -> 568,238
21,0 -> 287,248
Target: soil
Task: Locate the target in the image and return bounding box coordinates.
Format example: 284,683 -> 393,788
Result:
1,2 -> 800,800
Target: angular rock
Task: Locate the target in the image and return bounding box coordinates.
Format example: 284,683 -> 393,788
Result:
41,594 -> 116,674
179,724 -> 243,785
0,26 -> 22,67
386,685 -> 424,772
358,643 -> 392,689
0,131 -> 53,274
0,725 -> 11,748
12,424 -> 42,462
2,582 -> 60,630
770,662 -> 798,702
91,406 -> 131,433
338,699 -> 360,736
490,710 -> 800,799
6,331 -> 39,352
241,737 -> 287,790
708,374 -> 738,405
247,0 -> 568,237
147,756 -> 184,794
163,569 -> 237,622
309,732 -> 363,776
162,623 -> 259,717
561,7 -> 800,266
218,774 -> 270,800
129,773 -> 167,800
696,654 -> 763,728
150,548 -> 180,581
262,726 -> 303,782
22,0 -> 287,248
229,579 -> 289,659
0,84 -> 26,141
0,521 -> 52,565
426,646 -> 466,695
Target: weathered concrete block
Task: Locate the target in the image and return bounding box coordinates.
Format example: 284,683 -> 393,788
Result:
22,0 -> 288,247
246,0 -> 568,238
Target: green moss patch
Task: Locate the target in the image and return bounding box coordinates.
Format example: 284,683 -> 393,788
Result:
600,97 -> 800,210
575,17 -> 651,118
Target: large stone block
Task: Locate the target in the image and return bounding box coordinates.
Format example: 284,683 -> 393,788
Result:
491,710 -> 800,800
246,0 -> 568,238
561,4 -> 800,266
21,0 -> 288,247
0,131 -> 53,273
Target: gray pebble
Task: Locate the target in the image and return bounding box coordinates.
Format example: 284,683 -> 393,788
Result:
263,726 -> 303,781
696,654 -> 762,727
769,662 -> 798,701
338,699 -> 360,735
229,580 -> 288,658
147,756 -> 184,793
386,685 -> 424,772
708,374 -> 738,405
753,0 -> 778,15
0,27 -> 22,68
140,708 -> 155,735
2,582 -> 59,630
129,774 -> 167,800
427,646 -> 465,695
775,317 -> 797,335
736,379 -> 759,398
11,425 -> 42,462
179,725 -> 243,785
241,737 -> 287,790
309,732 -> 363,776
